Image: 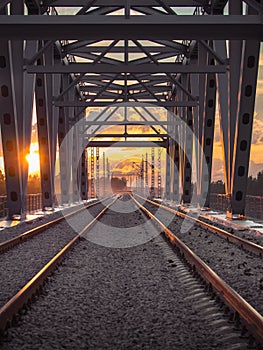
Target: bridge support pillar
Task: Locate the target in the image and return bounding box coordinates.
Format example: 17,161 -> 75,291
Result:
72,121 -> 80,203
44,46 -> 60,208
79,112 -> 88,201
0,3 -> 36,219
214,1 -> 260,218
80,149 -> 88,201
35,58 -> 53,210
165,108 -> 173,200
172,138 -> 180,203
165,141 -> 171,200
230,39 -> 260,217
58,74 -> 71,205
0,38 -> 23,218
180,74 -> 193,205
200,42 -> 217,209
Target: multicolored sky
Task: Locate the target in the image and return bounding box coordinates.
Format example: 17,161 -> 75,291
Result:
1,42 -> 262,183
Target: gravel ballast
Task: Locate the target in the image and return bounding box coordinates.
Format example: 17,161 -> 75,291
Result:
139,198 -> 263,316
0,201 -> 109,306
1,196 -> 260,350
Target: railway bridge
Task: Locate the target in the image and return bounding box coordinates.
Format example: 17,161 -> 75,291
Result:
0,0 -> 262,220
0,1 -> 263,349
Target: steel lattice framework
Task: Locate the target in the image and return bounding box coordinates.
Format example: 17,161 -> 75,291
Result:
0,0 -> 262,218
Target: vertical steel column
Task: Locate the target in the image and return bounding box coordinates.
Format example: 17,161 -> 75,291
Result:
201,43 -> 217,208
23,40 -> 38,209
177,80 -> 185,201
190,58 -> 201,201
103,151 -> 106,196
231,38 -> 260,216
150,147 -> 155,197
165,108 -> 172,200
35,51 -> 53,210
72,122 -> 80,202
158,148 -> 161,198
107,157 -> 110,191
181,75 -> 193,204
80,149 -> 88,201
96,147 -> 100,198
10,1 -> 29,217
229,0 -> 243,203
172,98 -> 180,203
44,46 -> 60,206
197,42 -> 207,200
90,147 -> 95,198
145,152 -> 148,194
0,37 -> 23,218
78,110 -> 88,201
172,140 -> 180,203
141,155 -> 144,195
58,75 -> 70,205
214,40 -> 230,195
165,143 -> 171,200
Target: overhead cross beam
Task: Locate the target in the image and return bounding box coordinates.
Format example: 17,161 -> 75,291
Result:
0,15 -> 261,40
43,0 -> 208,6
85,141 -> 168,147
84,133 -> 168,138
26,63 -> 227,74
55,101 -> 198,107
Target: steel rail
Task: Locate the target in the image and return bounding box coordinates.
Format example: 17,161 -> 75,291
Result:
131,194 -> 263,345
0,197 -> 111,254
134,194 -> 263,258
0,196 -> 118,332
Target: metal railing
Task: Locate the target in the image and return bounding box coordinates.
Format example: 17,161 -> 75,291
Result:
26,194 -> 42,214
0,196 -> 8,218
210,193 -> 263,221
0,192 -> 262,221
0,194 -> 43,219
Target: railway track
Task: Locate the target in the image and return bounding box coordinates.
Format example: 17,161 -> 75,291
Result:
0,193 -> 262,349
0,195 -> 118,333
134,193 -> 263,256
0,197 -> 112,254
130,194 -> 263,346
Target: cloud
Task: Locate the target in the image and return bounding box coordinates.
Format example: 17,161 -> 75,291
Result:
249,160 -> 263,177
211,157 -> 224,182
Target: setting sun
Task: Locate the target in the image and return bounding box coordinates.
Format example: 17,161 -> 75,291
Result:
26,142 -> 40,174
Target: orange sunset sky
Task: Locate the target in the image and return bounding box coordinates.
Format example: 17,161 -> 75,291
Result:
1,48 -> 263,184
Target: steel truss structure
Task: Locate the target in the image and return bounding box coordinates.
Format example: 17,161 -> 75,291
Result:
0,0 -> 262,218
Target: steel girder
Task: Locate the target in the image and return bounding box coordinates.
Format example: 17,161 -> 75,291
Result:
58,75 -> 71,205
79,113 -> 88,201
80,149 -> 88,200
44,0 -> 206,6
212,1 -> 261,217
35,58 -> 53,210
72,120 -> 80,202
86,141 -> 167,148
0,2 -> 37,218
0,39 -> 23,218
0,16 -> 261,40
182,75 -> 193,205
165,109 -> 172,200
26,63 -> 228,74
0,0 -> 261,219
55,101 -> 198,108
230,39 -> 260,216
200,45 -> 217,208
